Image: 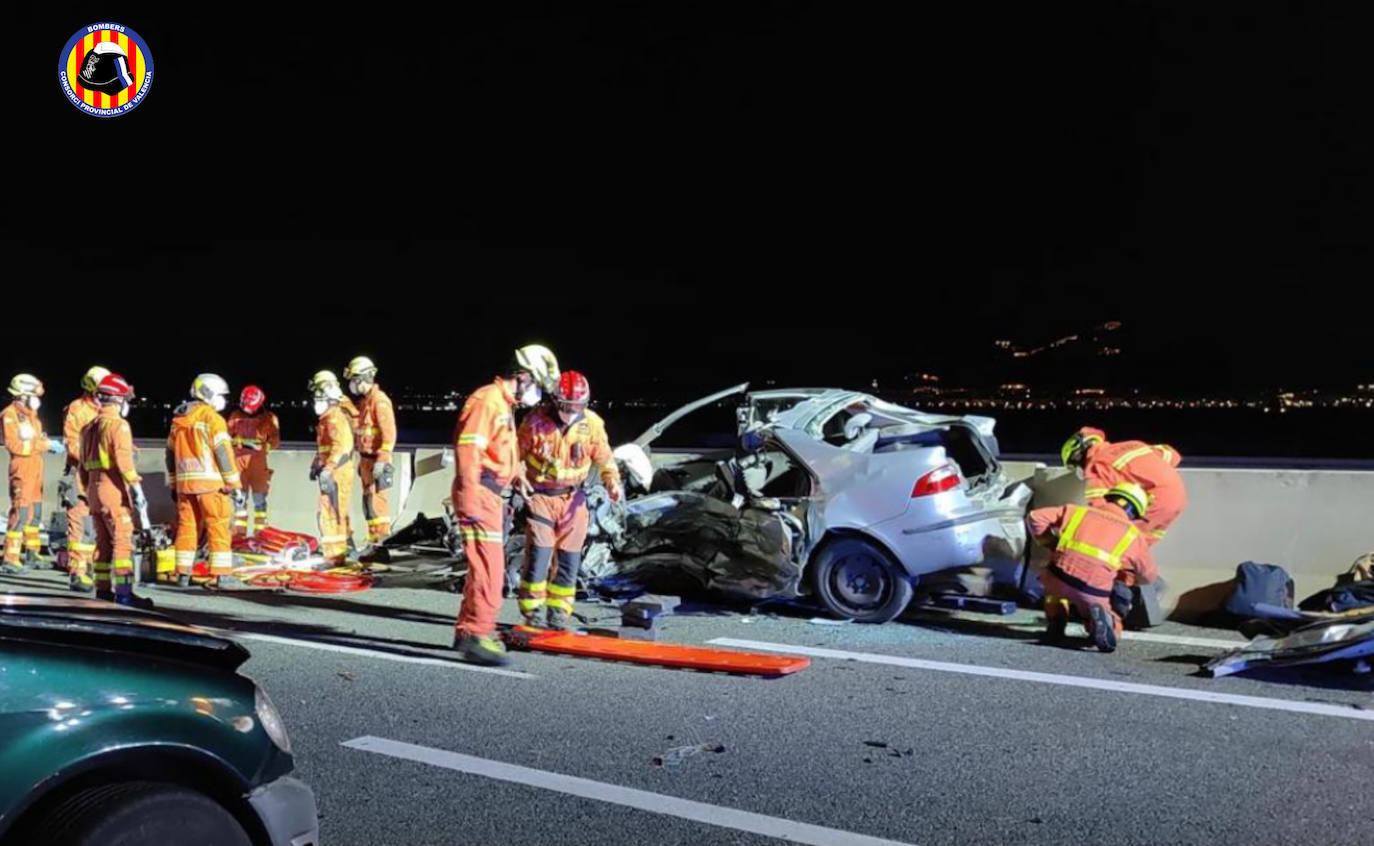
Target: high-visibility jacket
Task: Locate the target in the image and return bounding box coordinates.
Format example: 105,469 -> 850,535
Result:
518,406 -> 621,493
2,402 -> 50,459
1028,502 -> 1157,597
316,405 -> 354,470
79,406 -> 141,490
227,410 -> 281,458
63,394 -> 100,474
355,386 -> 397,461
453,378 -> 518,501
1083,439 -> 1186,542
166,401 -> 241,495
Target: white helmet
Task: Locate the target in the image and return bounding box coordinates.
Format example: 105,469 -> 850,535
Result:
514,344 -> 560,393
343,356 -> 378,380
191,373 -> 231,412
612,443 -> 654,493
7,373 -> 44,398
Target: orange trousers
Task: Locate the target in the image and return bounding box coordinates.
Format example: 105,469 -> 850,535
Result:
89,475 -> 135,595
1042,568 -> 1123,639
454,484 -> 507,639
6,456 -> 44,565
359,456 -> 392,544
66,496 -> 96,578
233,453 -> 273,536
176,492 -> 233,577
317,463 -> 355,562
519,491 -> 588,618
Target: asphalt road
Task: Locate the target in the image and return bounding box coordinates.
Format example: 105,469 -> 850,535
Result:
6,569 -> 1373,846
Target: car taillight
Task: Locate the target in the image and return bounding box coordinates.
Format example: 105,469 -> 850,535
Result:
912,464 -> 961,497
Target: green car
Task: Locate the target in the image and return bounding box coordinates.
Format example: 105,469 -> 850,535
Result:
0,593 -> 318,846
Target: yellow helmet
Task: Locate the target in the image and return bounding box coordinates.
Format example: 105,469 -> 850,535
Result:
1061,427 -> 1106,467
81,366 -> 112,394
308,370 -> 340,392
1105,482 -> 1149,518
343,356 -> 377,380
7,374 -> 44,398
514,344 -> 560,392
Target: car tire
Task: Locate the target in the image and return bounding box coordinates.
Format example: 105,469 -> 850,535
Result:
39,781 -> 252,846
810,536 -> 914,623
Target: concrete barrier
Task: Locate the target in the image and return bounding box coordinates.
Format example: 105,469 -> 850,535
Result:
7,444 -> 1370,620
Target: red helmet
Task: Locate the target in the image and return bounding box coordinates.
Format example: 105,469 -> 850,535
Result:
241,385 -> 266,414
97,373 -> 134,400
557,371 -> 590,407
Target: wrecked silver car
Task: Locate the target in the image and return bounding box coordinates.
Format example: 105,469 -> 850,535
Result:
588,385 -> 1031,622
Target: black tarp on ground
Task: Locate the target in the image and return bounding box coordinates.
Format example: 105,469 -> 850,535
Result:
595,492 -> 802,602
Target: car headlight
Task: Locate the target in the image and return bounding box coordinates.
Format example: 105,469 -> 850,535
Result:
254,686 -> 292,754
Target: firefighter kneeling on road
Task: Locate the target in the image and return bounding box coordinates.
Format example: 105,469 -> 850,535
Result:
1026,482 -> 1157,652
310,372 -> 355,565
516,370 -> 623,630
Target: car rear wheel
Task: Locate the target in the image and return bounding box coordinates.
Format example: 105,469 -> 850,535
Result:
810,536 -> 914,623
38,781 -> 252,846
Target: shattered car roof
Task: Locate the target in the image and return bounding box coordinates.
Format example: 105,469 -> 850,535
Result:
765,389 -> 997,440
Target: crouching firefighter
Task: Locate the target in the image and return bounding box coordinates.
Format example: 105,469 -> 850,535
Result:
309,372 -> 355,565
168,374 -> 246,588
60,366 -> 109,591
3,374 -> 65,574
79,373 -> 153,608
451,344 -> 560,666
1061,427 -> 1187,546
1026,482 -> 1157,652
227,385 -> 280,536
516,370 -> 623,630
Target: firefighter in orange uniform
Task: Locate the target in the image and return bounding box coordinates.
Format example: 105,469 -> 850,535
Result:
344,356 -> 398,551
227,385 -> 281,536
452,344 -> 560,666
1026,482 -> 1158,652
79,373 -> 153,608
167,374 -> 245,588
1062,427 -> 1187,545
59,366 -> 109,591
516,371 -> 622,630
310,371 -> 356,564
3,374 -> 64,574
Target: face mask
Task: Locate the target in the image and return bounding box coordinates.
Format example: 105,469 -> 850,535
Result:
120,401 -> 130,419
519,384 -> 542,407
313,399 -> 330,416
557,408 -> 577,426
210,394 -> 227,413
27,396 -> 40,411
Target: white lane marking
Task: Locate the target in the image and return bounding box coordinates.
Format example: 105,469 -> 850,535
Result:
224,631 -> 535,679
343,736 -> 917,846
707,638 -> 1374,722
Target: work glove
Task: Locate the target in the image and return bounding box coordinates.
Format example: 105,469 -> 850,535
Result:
309,461 -> 322,482
608,482 -> 624,504
46,441 -> 66,456
231,489 -> 247,511
58,477 -> 78,509
129,484 -> 148,514
375,462 -> 394,492
318,468 -> 337,497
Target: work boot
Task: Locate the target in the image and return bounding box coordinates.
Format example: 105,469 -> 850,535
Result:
1,561 -> 27,576
1089,605 -> 1119,653
213,575 -> 247,590
346,537 -> 359,558
176,574 -> 193,588
520,611 -> 544,629
546,607 -> 572,632
454,632 -> 510,667
114,592 -> 155,610
23,549 -> 43,570
69,572 -> 94,593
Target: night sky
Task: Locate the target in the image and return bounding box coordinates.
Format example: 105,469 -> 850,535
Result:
6,4 -> 1371,404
